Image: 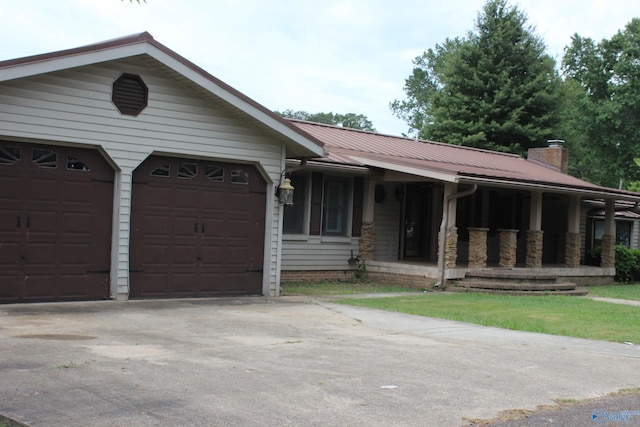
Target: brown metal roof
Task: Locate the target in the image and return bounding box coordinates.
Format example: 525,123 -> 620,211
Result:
290,119 -> 640,201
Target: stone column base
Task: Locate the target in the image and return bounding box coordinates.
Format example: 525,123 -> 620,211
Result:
442,227 -> 458,269
498,229 -> 518,268
565,232 -> 581,268
359,223 -> 375,261
526,230 -> 544,268
468,227 -> 489,268
601,234 -> 616,268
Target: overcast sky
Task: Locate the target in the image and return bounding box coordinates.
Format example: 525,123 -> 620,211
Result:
1,0 -> 638,136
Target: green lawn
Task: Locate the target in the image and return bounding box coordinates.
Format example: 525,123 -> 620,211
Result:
335,293 -> 640,343
280,281 -> 420,296
587,284 -> 640,301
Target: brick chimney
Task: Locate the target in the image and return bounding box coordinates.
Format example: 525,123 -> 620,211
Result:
527,140 -> 568,174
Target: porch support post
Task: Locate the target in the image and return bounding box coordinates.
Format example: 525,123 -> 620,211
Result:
468,227 -> 489,268
442,183 -> 459,269
601,199 -> 616,268
565,195 -> 581,268
359,179 -> 376,261
526,191 -> 544,268
498,229 -> 518,268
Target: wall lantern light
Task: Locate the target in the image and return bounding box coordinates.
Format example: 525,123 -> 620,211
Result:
277,171 -> 294,206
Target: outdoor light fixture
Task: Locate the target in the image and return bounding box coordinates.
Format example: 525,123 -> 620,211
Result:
277,171 -> 294,206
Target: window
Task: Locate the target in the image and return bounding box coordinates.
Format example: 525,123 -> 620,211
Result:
322,178 -> 350,236
32,148 -> 57,168
206,164 -> 224,182
283,174 -> 308,234
178,162 -> 198,179
67,156 -> 90,171
590,218 -> 633,249
0,145 -> 20,165
150,164 -> 170,177
231,168 -> 249,184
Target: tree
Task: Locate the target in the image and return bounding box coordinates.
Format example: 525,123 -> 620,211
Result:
561,18 -> 640,189
276,110 -> 376,132
390,0 -> 562,155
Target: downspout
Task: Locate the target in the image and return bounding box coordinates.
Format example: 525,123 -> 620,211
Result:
435,184 -> 478,288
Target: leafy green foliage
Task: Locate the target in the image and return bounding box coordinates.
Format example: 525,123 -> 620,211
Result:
391,0 -> 561,154
561,18 -> 640,188
587,245 -> 640,283
276,110 -> 376,131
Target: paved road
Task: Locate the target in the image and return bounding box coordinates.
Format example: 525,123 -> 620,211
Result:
1,296 -> 639,426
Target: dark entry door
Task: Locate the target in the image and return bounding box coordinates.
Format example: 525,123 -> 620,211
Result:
0,142 -> 114,303
402,183 -> 431,259
130,156 -> 266,298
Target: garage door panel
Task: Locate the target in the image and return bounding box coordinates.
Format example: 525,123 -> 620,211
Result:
0,142 -> 113,303
0,176 -> 23,201
62,181 -> 94,205
131,155 -> 266,298
0,273 -> 21,302
62,212 -> 92,236
26,177 -> 60,202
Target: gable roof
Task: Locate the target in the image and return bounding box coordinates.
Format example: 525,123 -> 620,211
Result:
290,120 -> 640,202
0,32 -> 324,159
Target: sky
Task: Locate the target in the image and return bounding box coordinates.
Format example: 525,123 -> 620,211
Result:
0,0 -> 638,136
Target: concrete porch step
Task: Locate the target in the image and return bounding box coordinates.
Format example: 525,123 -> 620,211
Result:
464,269 -> 559,284
453,280 -> 578,292
447,286 -> 590,297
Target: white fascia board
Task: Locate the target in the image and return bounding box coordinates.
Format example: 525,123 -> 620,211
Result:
0,44 -> 149,82
347,155 -> 458,183
146,45 -> 325,158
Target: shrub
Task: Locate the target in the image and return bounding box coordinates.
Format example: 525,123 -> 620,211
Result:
586,245 -> 640,283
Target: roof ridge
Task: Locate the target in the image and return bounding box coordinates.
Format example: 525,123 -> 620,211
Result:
287,119 -> 521,159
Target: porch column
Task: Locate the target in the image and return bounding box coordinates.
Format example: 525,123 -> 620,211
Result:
526,190 -> 544,268
468,227 -> 489,268
565,195 -> 581,268
498,229 -> 518,268
359,179 -> 376,261
442,183 -> 459,269
601,199 -> 616,268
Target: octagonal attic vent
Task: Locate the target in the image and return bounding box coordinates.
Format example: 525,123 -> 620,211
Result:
112,73 -> 148,116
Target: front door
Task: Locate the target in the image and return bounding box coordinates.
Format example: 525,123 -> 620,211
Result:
402,183 -> 431,259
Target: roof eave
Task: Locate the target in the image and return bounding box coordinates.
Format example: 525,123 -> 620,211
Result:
0,32 -> 324,159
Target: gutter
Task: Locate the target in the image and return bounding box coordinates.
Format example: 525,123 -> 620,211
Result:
435,184 -> 478,288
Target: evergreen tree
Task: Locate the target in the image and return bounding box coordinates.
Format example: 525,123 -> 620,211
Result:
276,110 -> 376,131
562,18 -> 640,189
391,0 -> 562,154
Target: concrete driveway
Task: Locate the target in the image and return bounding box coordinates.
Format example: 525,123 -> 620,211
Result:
1,296 -> 639,426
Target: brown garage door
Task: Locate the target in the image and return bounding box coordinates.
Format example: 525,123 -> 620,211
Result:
130,156 -> 266,298
0,142 -> 113,303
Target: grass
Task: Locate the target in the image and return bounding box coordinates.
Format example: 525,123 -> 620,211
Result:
335,292 -> 640,343
587,284 -> 640,300
280,281 -> 422,296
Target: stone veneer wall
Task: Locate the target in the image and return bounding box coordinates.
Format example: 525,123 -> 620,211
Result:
565,232 -> 581,268
359,223 -> 375,261
468,228 -> 489,268
498,229 -> 518,268
526,230 -> 544,268
444,227 -> 458,269
601,234 -> 616,268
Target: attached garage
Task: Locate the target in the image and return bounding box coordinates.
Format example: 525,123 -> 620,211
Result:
0,141 -> 113,303
130,155 -> 266,298
0,32 -> 324,302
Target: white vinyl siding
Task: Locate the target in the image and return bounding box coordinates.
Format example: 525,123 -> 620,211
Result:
374,183 -> 402,261
281,236 -> 361,270
0,56 -> 285,297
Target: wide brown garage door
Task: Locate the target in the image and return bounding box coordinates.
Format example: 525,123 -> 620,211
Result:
0,142 -> 113,303
130,156 -> 266,298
